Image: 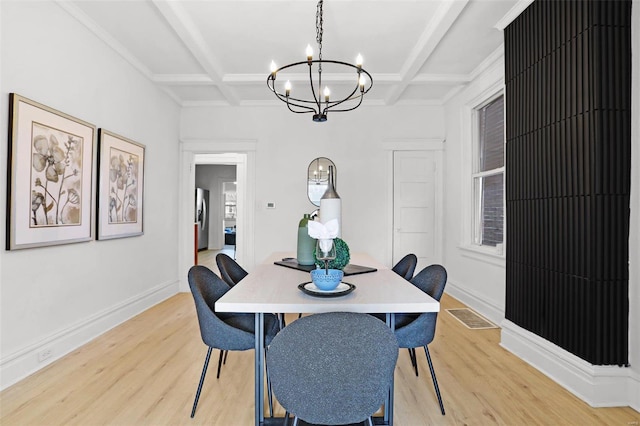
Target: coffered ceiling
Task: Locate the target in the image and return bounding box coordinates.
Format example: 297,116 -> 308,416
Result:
57,0 -> 528,107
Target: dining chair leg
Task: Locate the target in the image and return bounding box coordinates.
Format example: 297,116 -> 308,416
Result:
292,416 -> 299,426
367,416 -> 374,426
424,345 -> 445,415
191,347 -> 213,418
216,349 -> 224,379
223,349 -> 229,364
408,348 -> 419,377
265,348 -> 273,417
282,411 -> 289,426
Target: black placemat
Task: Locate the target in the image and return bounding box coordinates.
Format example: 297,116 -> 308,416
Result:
274,258 -> 377,276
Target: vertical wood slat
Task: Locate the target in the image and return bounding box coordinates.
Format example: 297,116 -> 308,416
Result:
504,0 -> 631,365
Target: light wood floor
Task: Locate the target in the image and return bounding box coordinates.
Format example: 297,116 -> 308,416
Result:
197,247 -> 234,276
1,289 -> 638,425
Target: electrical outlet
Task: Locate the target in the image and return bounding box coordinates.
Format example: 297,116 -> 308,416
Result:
37,348 -> 52,362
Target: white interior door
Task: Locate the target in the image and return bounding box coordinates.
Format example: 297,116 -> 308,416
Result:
393,150 -> 442,273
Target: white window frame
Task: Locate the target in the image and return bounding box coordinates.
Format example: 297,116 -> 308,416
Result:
460,81 -> 506,261
472,94 -> 505,249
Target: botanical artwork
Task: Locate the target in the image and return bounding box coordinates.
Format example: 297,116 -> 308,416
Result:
97,129 -> 145,240
7,94 -> 95,250
108,147 -> 140,224
30,123 -> 84,227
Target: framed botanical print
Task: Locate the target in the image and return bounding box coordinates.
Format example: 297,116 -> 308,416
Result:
96,129 -> 145,240
6,93 -> 95,250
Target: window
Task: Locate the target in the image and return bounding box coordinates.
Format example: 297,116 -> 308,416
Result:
472,95 -> 504,248
223,182 -> 237,220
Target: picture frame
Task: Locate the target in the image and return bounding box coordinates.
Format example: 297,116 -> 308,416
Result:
96,129 -> 145,240
6,93 -> 95,250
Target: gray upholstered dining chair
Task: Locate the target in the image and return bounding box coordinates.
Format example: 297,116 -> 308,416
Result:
394,264 -> 448,415
217,252 -> 287,328
215,253 -> 248,287
369,254 -> 418,323
392,253 -> 418,281
267,312 -> 399,426
214,253 -> 251,372
187,265 -> 280,418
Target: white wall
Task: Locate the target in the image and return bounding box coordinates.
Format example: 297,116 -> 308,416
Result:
181,104 -> 445,267
441,57 -> 507,324
0,1 -> 181,389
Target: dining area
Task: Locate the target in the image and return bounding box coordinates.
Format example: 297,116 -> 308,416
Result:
1,0 -> 638,423
1,258 -> 635,426
1,140 -> 636,426
189,245 -> 446,425
184,156 -> 448,424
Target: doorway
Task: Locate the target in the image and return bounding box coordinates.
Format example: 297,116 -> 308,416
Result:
178,143 -> 256,293
194,165 -> 238,269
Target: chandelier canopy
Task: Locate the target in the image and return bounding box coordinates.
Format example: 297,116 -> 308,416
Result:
267,0 -> 373,122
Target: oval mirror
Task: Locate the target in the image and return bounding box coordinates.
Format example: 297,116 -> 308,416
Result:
307,157 -> 336,207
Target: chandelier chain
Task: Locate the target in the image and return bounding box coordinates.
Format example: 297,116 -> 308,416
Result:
316,0 -> 323,61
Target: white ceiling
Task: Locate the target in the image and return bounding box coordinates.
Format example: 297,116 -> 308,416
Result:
58,0 -> 525,107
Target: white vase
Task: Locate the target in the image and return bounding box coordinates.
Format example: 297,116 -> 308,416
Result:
319,165 -> 341,237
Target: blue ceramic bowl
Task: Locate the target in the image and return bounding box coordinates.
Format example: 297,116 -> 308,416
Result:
310,269 -> 344,291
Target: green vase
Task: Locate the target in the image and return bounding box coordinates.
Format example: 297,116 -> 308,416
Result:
297,214 -> 316,266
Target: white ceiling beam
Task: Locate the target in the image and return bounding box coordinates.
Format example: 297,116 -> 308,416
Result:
384,0 -> 469,105
222,73 -> 402,85
151,0 -> 240,105
182,100 -> 233,108
411,73 -> 471,84
153,74 -> 214,85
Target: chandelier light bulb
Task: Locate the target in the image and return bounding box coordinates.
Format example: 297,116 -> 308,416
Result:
306,44 -> 313,61
359,75 -> 367,91
356,54 -> 363,68
270,60 -> 277,73
285,80 -> 292,96
324,86 -> 330,102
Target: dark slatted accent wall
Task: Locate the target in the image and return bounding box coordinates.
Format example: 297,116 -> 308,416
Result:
504,0 -> 631,365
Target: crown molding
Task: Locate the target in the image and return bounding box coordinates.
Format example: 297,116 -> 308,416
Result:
54,1 -> 153,80
494,0 -> 535,31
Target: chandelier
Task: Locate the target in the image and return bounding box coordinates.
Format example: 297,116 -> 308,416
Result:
267,0 -> 373,122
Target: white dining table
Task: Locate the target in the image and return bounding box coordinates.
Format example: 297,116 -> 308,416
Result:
215,252 -> 440,426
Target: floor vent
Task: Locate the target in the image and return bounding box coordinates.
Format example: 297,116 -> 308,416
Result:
446,308 -> 498,329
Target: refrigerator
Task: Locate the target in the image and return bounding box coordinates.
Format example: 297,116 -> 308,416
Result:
195,188 -> 209,251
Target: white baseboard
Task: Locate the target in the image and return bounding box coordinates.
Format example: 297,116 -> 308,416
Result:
501,319 -> 638,408
630,370 -> 640,412
0,280 -> 179,391
446,281 -> 639,410
444,279 -> 505,326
